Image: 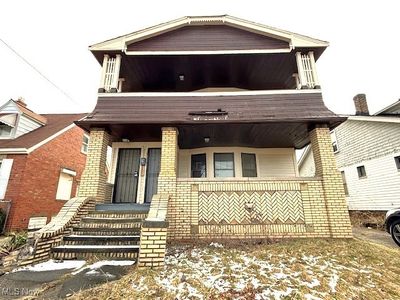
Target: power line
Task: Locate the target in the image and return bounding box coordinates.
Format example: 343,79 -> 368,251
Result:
0,37 -> 80,106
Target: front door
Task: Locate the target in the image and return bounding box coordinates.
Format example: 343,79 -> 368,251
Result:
144,148 -> 161,203
113,148 -> 141,203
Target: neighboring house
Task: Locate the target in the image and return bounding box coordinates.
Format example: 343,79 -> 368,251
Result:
0,98 -> 87,231
299,94 -> 400,214
27,16 -> 352,267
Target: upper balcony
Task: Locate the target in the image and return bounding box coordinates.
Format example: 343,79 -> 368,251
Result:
90,15 -> 328,95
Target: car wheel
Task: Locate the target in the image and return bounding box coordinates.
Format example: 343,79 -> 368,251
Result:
390,219 -> 400,247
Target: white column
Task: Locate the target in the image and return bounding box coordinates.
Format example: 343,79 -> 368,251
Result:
98,54 -> 109,91
295,52 -> 307,88
111,54 -> 122,91
308,51 -> 320,88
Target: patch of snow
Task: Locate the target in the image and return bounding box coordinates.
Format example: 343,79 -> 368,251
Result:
13,259 -> 86,272
273,272 -> 288,279
303,278 -> 320,288
72,260 -> 135,275
329,272 -> 339,293
209,242 -> 223,248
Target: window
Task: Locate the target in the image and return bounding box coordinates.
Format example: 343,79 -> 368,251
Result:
191,154 -> 206,178
241,153 -> 257,177
341,171 -> 349,196
395,156 -> 400,171
0,125 -> 12,137
214,153 -> 235,177
357,166 -> 367,178
81,134 -> 89,154
331,130 -> 339,153
56,168 -> 76,200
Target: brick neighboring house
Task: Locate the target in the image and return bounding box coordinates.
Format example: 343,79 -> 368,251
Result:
0,98 -> 87,231
24,16 -> 353,268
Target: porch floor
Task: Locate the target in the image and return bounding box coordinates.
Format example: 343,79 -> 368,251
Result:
95,203 -> 150,212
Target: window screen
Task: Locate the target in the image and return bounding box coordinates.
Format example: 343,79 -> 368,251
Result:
214,153 -> 235,177
191,154 -> 206,178
241,153 -> 257,177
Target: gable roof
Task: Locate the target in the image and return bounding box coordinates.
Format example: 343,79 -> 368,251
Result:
374,99 -> 400,116
89,15 -> 329,53
0,113 -> 87,153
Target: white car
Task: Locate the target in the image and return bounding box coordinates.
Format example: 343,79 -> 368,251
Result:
385,208 -> 400,247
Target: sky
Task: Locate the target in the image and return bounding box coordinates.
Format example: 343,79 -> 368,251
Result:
0,0 -> 399,115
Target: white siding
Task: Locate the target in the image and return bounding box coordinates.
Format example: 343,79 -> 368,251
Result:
299,150 -> 315,177
15,115 -> 42,137
341,152 -> 400,211
0,159 -> 13,199
0,101 -> 19,113
178,147 -> 296,178
335,120 -> 400,168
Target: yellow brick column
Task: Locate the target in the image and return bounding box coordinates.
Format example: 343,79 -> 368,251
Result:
78,128 -> 110,203
138,127 -> 178,268
310,126 -> 352,238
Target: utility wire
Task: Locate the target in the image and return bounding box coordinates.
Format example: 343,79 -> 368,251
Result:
0,37 -> 80,106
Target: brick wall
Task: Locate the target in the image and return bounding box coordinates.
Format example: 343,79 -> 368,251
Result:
78,128 -> 110,202
5,126 -> 87,231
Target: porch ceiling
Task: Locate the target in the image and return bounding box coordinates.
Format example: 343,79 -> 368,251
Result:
103,123 -> 312,149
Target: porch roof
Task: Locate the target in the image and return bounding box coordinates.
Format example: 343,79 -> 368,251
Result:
76,91 -> 344,129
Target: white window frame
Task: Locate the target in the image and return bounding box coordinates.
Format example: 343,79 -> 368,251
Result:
330,130 -> 339,153
81,134 -> 90,154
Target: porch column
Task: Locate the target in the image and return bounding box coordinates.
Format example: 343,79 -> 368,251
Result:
138,127 -> 178,268
309,126 -> 352,238
78,128 -> 110,203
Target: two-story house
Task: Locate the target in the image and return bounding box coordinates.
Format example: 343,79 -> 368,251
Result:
25,16 -> 352,268
0,98 -> 87,231
299,94 -> 400,225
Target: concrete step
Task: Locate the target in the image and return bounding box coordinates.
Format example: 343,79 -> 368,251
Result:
71,227 -> 141,236
51,245 -> 139,260
63,235 -> 140,245
81,217 -> 143,224
88,210 -> 147,219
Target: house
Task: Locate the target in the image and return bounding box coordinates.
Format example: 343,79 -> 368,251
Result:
299,94 -> 400,221
25,15 -> 352,268
0,98 -> 87,231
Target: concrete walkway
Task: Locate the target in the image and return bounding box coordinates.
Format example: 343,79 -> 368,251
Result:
352,226 -> 399,249
0,260 -> 135,299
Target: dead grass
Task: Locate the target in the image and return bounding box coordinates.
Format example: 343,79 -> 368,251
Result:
70,239 -> 400,300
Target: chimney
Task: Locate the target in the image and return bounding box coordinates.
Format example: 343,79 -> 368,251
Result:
353,94 -> 369,116
16,97 -> 27,107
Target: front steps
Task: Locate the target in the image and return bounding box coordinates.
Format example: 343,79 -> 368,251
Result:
51,204 -> 148,260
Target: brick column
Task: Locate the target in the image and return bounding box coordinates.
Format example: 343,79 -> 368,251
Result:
138,127 -> 178,268
78,128 -> 110,203
310,126 -> 352,238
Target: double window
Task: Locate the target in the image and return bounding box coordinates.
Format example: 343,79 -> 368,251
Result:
357,165 -> 367,178
190,152 -> 257,178
395,156 -> 400,171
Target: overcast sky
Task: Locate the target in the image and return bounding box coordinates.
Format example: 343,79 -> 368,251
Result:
0,0 -> 399,115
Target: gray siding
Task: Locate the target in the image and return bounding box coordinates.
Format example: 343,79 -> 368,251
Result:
15,115 -> 42,138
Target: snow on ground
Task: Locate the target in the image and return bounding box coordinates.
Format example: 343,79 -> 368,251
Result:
72,260 -> 136,275
13,259 -> 86,272
131,243 -> 379,300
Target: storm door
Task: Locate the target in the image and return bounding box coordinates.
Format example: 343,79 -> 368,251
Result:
113,148 -> 141,203
144,148 -> 161,203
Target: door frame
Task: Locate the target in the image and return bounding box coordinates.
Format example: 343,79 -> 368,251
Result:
110,142 -> 162,204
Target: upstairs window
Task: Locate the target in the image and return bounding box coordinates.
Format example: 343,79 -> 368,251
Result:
357,166 -> 367,179
0,125 -> 12,137
341,171 -> 349,196
395,156 -> 400,171
331,130 -> 338,153
191,154 -> 206,178
241,153 -> 257,177
81,134 -> 89,154
214,153 -> 235,177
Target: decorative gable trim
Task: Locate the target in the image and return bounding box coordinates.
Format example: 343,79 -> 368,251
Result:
89,15 -> 329,53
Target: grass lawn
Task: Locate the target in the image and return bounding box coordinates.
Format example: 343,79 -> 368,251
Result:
71,239 -> 400,300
